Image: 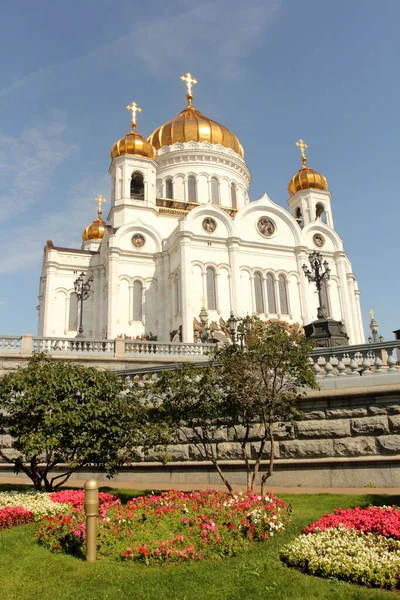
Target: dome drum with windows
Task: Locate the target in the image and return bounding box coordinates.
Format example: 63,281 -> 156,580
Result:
288,139 -> 328,197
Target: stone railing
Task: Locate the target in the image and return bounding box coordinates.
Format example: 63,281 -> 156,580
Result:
32,337 -> 115,356
309,340 -> 400,379
0,334 -> 213,361
124,340 -> 214,357
0,336 -> 22,353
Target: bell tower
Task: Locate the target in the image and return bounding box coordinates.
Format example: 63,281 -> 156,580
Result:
108,102 -> 157,229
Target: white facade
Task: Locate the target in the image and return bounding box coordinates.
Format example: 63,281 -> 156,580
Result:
38,129 -> 364,345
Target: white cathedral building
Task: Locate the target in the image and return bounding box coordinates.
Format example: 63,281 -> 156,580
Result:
38,74 -> 364,345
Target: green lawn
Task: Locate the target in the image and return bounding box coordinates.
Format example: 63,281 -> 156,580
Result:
1,487 -> 400,600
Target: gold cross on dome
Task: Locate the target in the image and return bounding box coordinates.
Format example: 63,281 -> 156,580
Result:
296,139 -> 308,163
94,194 -> 106,217
181,72 -> 198,97
126,102 -> 142,129
369,309 -> 375,320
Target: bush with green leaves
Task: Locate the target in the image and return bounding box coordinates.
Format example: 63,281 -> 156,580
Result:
0,353 -> 150,491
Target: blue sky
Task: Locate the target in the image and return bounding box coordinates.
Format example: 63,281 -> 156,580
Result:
0,0 -> 398,340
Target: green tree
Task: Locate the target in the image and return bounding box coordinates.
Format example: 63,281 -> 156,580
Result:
214,318 -> 317,493
0,354 -> 146,491
150,363 -> 236,492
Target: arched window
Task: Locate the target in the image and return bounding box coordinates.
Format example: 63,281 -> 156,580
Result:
266,273 -> 277,314
278,275 -> 289,315
68,292 -> 78,330
254,272 -> 264,313
188,176 -> 197,202
165,178 -> 173,199
231,183 -> 237,209
296,207 -> 303,227
316,203 -> 326,223
211,177 -> 220,205
132,281 -> 143,321
206,267 -> 217,310
174,273 -> 180,315
320,279 -> 330,316
130,172 -> 144,200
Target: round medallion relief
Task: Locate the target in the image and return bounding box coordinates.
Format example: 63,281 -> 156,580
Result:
202,217 -> 217,233
257,217 -> 276,237
131,234 -> 145,249
313,233 -> 325,248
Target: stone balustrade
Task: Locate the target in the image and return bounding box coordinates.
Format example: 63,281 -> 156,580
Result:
309,340 -> 400,380
124,340 -> 214,357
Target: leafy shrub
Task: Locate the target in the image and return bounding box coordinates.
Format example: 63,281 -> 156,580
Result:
38,489 -> 289,563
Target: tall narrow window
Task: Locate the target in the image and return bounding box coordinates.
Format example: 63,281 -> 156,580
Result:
132,281 -> 143,321
278,275 -> 289,315
68,292 -> 78,330
174,273 -> 181,314
266,273 -> 277,314
296,207 -> 303,227
130,172 -> 144,200
211,177 -> 220,205
316,203 -> 326,223
231,182 -> 237,209
206,267 -> 217,310
320,279 -> 330,316
188,176 -> 197,202
165,178 -> 173,199
254,272 -> 264,313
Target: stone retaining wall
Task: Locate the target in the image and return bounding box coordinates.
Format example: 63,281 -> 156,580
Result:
2,383 -> 400,488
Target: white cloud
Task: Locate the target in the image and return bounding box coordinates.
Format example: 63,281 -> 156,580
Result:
0,110 -> 78,221
0,171 -> 109,275
0,0 -> 281,98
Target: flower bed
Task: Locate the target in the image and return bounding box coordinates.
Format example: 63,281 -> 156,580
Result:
0,505 -> 34,530
280,506 -> 400,590
0,491 -> 66,520
38,489 -> 289,563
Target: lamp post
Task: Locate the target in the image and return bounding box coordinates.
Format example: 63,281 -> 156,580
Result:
227,311 -> 238,345
74,271 -> 93,338
302,251 -> 331,319
199,304 -> 210,343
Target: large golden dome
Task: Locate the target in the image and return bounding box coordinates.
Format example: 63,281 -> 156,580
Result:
288,139 -> 328,197
148,73 -> 244,158
111,102 -> 156,160
82,195 -> 108,241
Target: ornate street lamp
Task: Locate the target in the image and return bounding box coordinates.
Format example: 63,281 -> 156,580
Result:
227,311 -> 238,345
199,303 -> 210,343
74,271 -> 93,338
302,251 -> 331,319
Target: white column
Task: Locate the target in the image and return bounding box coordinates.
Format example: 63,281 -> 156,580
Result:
107,254 -> 119,339
295,247 -> 309,324
227,239 -> 240,314
334,252 -> 351,333
179,236 -> 193,342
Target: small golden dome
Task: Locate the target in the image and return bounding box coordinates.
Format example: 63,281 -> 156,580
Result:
288,139 -> 328,197
148,73 -> 244,157
82,195 -> 107,241
111,102 -> 156,160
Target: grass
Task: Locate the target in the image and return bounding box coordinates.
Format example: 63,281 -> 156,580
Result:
1,486 -> 400,600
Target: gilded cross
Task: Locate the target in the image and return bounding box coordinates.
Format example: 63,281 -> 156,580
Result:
296,138 -> 308,163
126,102 -> 142,128
200,295 -> 206,308
181,72 -> 198,97
369,309 -> 375,320
95,194 -> 106,217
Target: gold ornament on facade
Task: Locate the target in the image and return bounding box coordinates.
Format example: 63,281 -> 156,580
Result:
111,102 -> 156,160
288,139 -> 328,197
82,195 -> 107,241
148,73 -> 244,158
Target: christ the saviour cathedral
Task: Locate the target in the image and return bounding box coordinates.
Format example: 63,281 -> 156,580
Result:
38,74 -> 365,345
